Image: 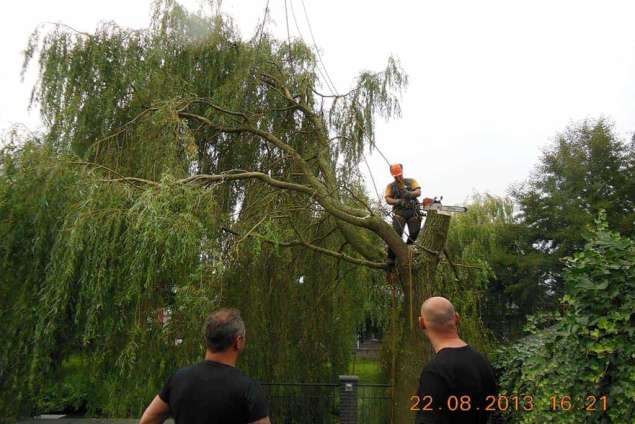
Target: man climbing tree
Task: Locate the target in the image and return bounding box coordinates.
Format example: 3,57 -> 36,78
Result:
384,163 -> 422,264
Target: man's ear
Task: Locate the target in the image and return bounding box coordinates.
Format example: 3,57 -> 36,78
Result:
455,313 -> 461,327
235,335 -> 246,351
418,316 -> 426,331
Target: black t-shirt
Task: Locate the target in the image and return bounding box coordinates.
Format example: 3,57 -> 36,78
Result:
415,345 -> 498,424
159,360 -> 268,424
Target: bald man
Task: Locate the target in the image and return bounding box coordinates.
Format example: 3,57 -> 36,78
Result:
415,297 -> 497,424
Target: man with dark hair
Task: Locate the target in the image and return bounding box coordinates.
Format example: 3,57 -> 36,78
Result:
140,308 -> 270,424
415,297 -> 498,424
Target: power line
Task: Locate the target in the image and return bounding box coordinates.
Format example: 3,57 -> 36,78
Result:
253,0 -> 271,60
284,0 -> 292,63
240,0 -> 270,111
298,0 -> 339,95
292,1 -> 394,169
287,0 -> 336,95
374,145 -> 392,166
286,0 -> 395,207
362,151 -> 383,206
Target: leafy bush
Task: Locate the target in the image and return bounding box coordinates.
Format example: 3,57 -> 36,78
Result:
495,212 -> 635,423
36,355 -> 91,415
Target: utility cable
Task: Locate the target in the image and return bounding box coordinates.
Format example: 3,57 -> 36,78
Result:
299,0 -> 339,95
374,145 -> 392,166
292,0 -> 394,212
288,0 -> 336,95
362,151 -> 383,205
284,0 -> 292,63
287,0 -> 396,217
295,1 -> 394,167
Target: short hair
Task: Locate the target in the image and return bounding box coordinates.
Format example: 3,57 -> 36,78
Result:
203,308 -> 245,352
421,297 -> 456,331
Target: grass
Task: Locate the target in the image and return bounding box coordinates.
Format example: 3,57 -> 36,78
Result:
348,357 -> 386,384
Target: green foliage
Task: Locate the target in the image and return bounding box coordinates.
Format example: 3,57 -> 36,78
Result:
220,214 -> 386,384
22,0 -> 406,191
2,0 -> 405,418
513,118 -> 635,295
329,55 -> 407,169
35,355 -> 93,414
0,140 -> 221,417
495,213 -> 635,423
0,137 -> 387,418
349,358 -> 384,384
443,194 -> 553,339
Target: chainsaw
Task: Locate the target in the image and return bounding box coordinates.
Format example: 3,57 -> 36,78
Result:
418,196 -> 468,216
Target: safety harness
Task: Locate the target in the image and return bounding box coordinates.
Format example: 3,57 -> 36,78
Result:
390,178 -> 420,214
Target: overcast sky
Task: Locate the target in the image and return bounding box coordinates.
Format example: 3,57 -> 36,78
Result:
2,0 -> 635,204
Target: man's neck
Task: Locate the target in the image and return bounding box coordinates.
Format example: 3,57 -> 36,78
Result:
428,334 -> 467,353
205,349 -> 238,367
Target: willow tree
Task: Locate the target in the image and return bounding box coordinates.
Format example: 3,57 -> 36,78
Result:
5,1 -> 487,420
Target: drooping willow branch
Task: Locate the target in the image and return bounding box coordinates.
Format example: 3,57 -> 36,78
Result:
440,259 -> 485,270
40,22 -> 93,38
80,68 -> 410,266
221,227 -> 388,269
175,112 -> 375,225
179,171 -> 314,194
176,108 -> 406,261
74,161 -> 160,188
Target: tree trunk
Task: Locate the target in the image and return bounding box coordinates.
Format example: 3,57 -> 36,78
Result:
390,210 -> 451,423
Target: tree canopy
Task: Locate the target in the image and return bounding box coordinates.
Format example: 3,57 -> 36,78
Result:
12,0 -> 633,421
442,194 -> 550,339
512,119 -> 635,295
2,0 -> 412,417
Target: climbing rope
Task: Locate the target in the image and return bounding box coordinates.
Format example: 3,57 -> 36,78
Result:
390,282 -> 397,423
408,248 -> 414,331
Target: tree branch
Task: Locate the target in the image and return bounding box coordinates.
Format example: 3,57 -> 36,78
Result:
99,177 -> 161,187
185,98 -> 251,121
177,112 -> 373,226
222,227 -> 387,269
299,238 -> 387,269
176,83 -> 404,264
41,22 -> 92,38
312,87 -> 358,99
178,171 -> 314,194
442,248 -> 462,282
73,161 -> 160,188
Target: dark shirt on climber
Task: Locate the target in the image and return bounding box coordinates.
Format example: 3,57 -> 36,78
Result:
385,176 -> 422,261
385,178 -> 422,218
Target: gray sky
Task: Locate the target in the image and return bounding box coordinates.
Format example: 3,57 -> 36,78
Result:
2,0 -> 635,204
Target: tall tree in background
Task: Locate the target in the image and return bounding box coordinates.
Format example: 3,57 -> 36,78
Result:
443,194 -> 549,339
512,119 -> 635,296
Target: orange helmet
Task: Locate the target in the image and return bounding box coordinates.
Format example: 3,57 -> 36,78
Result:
390,163 -> 403,177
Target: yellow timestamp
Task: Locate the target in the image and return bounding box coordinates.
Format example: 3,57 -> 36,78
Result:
549,395 -> 608,412
410,394 -> 536,412
409,394 -> 609,412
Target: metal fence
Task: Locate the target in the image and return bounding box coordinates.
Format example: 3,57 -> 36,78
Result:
357,383 -> 392,423
261,377 -> 392,424
261,382 -> 340,424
